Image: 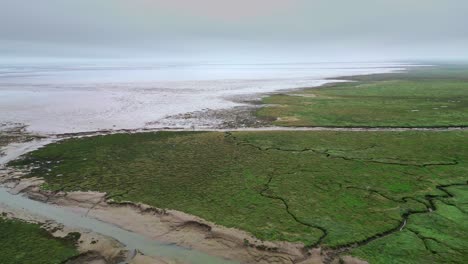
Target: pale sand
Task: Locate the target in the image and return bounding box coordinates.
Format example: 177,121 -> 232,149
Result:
0,62 -> 408,134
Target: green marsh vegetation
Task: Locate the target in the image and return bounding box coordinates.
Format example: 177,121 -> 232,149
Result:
0,217 -> 79,264
350,185 -> 468,263
9,131 -> 468,262
256,66 -> 468,127
6,65 -> 468,263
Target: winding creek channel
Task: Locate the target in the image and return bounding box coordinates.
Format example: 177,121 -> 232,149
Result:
2,127 -> 467,263
0,138 -> 237,264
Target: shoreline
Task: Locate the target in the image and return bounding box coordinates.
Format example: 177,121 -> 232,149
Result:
0,65 -> 439,264
0,62 -> 410,135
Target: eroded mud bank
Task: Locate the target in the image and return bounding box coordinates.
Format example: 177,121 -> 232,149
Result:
0,168 -> 327,264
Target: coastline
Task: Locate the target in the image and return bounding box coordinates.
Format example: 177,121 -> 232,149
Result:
0,65 -> 424,264
0,62 -> 409,135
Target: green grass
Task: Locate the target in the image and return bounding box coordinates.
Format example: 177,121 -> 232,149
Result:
0,217 -> 79,264
5,65 -> 468,263
8,131 -> 468,261
256,66 -> 468,127
350,185 -> 468,264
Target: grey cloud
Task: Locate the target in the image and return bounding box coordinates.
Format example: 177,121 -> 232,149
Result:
1,0 -> 467,61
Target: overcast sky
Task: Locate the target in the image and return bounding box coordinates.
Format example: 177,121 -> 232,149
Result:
1,0 -> 467,62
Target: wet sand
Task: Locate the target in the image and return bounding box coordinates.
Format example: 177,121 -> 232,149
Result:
0,62 -> 408,134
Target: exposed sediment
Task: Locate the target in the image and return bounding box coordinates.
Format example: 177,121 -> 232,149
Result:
0,204 -> 127,264
0,167 -> 324,264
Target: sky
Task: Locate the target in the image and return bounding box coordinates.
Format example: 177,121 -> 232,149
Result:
1,0 -> 467,62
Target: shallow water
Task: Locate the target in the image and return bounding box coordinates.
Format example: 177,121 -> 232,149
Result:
0,187 -> 236,264
0,138 -> 236,264
0,62 -> 408,134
